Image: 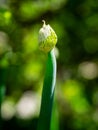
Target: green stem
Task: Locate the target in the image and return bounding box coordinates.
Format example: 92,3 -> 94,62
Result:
37,49 -> 56,130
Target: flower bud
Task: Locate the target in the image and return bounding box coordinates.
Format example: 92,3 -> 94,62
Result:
38,20 -> 57,53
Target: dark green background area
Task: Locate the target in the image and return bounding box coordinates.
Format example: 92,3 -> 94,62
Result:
0,0 -> 98,130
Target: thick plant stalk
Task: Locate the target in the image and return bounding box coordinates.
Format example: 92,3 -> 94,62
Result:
37,49 -> 56,130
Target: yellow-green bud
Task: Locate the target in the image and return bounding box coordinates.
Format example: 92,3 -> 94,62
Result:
38,20 -> 57,53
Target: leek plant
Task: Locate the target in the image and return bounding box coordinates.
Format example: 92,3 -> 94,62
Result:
37,21 -> 57,130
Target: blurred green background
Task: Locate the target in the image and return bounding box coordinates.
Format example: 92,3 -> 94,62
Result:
0,0 -> 98,130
